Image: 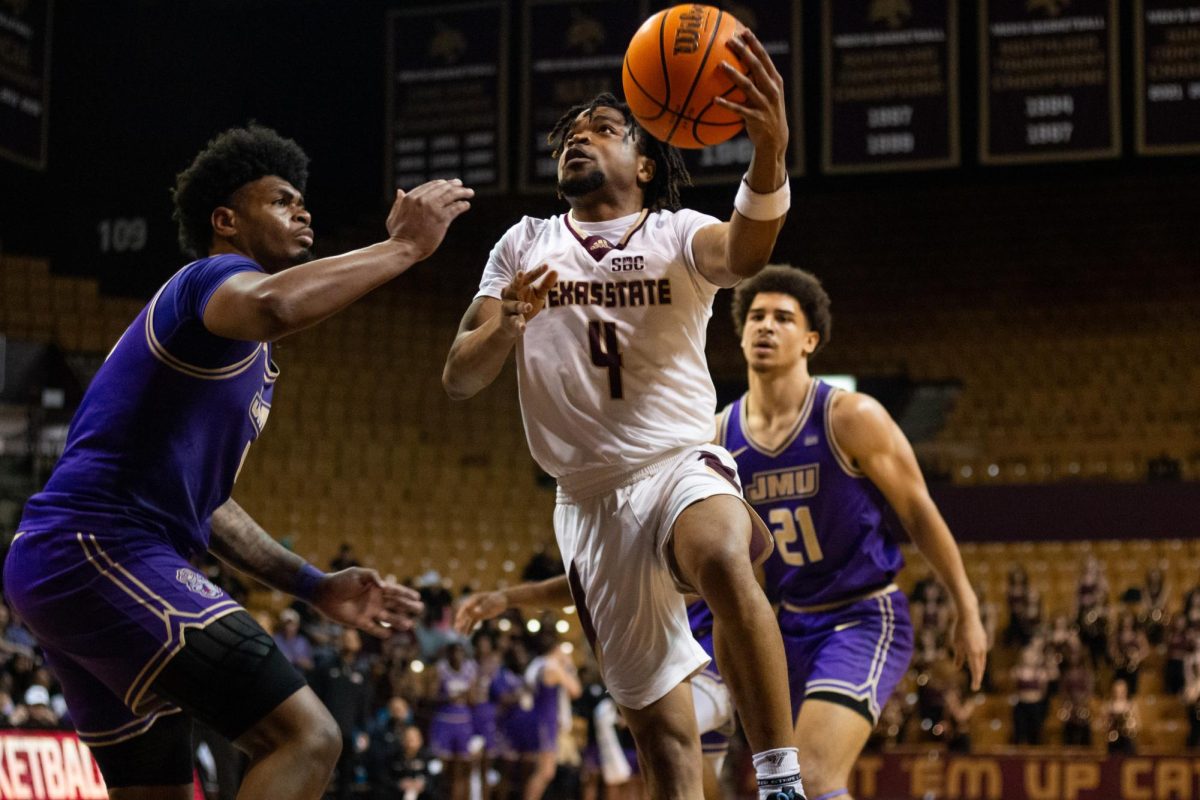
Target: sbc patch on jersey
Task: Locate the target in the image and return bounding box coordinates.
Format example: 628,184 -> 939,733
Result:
175,568 -> 223,599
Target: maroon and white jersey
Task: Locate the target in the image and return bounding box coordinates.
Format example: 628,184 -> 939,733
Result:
476,208 -> 722,497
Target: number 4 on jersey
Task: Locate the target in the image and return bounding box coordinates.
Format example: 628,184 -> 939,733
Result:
588,321 -> 623,399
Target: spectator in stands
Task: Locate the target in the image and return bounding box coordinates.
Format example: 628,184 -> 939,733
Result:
912,580 -> 950,643
1138,564 -> 1170,645
428,642 -> 477,800
1165,614 -> 1194,696
1004,565 -> 1032,647
311,628 -> 376,800
1058,644 -> 1094,747
1076,555 -> 1110,666
331,543 -> 361,573
1110,611 -> 1150,695
1147,452 -> 1181,482
1102,678 -> 1139,755
1011,644 -> 1050,745
378,724 -> 436,800
273,607 -> 315,674
973,583 -> 999,692
943,670 -> 982,753
1184,638 -> 1200,749
0,601 -> 35,661
13,684 -> 62,729
912,627 -> 946,674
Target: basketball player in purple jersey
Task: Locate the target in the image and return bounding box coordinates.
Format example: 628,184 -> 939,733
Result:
714,266 -> 987,800
445,26 -> 805,800
3,125 -> 472,799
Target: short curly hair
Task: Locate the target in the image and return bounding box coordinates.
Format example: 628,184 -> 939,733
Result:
171,124 -> 309,258
731,265 -> 833,357
547,92 -> 691,212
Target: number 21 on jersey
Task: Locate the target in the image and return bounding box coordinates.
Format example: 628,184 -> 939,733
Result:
768,506 -> 824,566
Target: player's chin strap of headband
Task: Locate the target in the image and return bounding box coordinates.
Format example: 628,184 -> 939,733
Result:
734,173 -> 791,221
812,790 -> 849,800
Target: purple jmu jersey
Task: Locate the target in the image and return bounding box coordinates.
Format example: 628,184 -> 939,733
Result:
19,255 -> 274,555
717,380 -> 903,607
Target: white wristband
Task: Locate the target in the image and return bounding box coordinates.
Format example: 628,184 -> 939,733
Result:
734,174 -> 791,221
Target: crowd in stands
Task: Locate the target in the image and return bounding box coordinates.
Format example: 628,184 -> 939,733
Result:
3,541 -> 1200,799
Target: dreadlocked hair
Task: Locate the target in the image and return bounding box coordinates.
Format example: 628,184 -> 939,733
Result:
547,92 -> 691,212
172,124 -> 309,258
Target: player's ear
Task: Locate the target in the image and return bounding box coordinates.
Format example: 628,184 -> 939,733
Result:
636,154 -> 656,187
804,331 -> 819,355
211,206 -> 238,240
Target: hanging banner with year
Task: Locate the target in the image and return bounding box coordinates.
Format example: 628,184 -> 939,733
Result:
822,0 -> 958,173
386,1 -> 508,195
1135,0 -> 1200,155
520,0 -> 648,192
980,0 -> 1121,165
644,0 -> 805,184
0,0 -> 52,170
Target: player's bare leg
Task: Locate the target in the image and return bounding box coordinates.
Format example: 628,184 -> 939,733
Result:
672,495 -> 802,798
524,750 -> 557,800
618,681 -> 704,800
233,687 -> 342,800
792,700 -> 871,800
701,756 -> 722,800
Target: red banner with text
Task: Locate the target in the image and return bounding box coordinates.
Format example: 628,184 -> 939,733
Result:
0,730 -> 107,799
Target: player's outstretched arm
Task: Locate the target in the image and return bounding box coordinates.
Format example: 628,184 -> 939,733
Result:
204,179 -> 474,342
443,264 -> 557,400
690,29 -> 789,287
453,574 -> 573,633
209,498 -> 423,637
831,392 -> 989,690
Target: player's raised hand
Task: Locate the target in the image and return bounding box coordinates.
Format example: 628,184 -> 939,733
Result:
313,567 -> 424,639
951,607 -> 989,692
386,178 -> 475,261
454,590 -> 509,634
499,264 -> 558,338
715,29 -> 788,159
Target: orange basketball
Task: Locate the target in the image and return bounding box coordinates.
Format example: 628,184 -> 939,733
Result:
622,4 -> 749,149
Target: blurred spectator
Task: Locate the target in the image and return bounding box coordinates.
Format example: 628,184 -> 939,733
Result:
1147,453 -> 1181,482
1103,678 -> 1139,755
428,643 -> 477,800
1076,555 -> 1110,667
1110,611 -> 1150,695
1004,565 -> 1032,647
1165,614 -> 1193,695
1184,638 -> 1200,749
1058,644 -> 1095,747
521,546 -> 563,583
943,671 -> 982,753
912,580 -> 950,642
13,684 -> 62,730
273,607 -> 315,674
0,601 -> 35,662
312,628 -> 375,800
379,725 -> 437,800
1011,644 -> 1050,745
331,542 -> 361,572
1138,564 -> 1170,645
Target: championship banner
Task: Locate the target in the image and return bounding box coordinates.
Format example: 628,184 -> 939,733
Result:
519,0 -> 648,191
1135,0 -> 1200,155
846,748 -> 1200,800
0,730 -> 107,799
386,1 -> 508,196
821,0 -> 958,174
0,0 -> 52,170
980,0 -> 1121,164
646,0 -> 805,183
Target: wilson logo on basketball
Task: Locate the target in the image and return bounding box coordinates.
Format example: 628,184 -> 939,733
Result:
175,568 -> 224,599
672,6 -> 707,55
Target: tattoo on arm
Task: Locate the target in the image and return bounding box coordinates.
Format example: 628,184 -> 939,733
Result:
209,498 -> 309,594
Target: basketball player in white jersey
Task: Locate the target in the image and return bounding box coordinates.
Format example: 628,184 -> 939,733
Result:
442,28 -> 802,800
